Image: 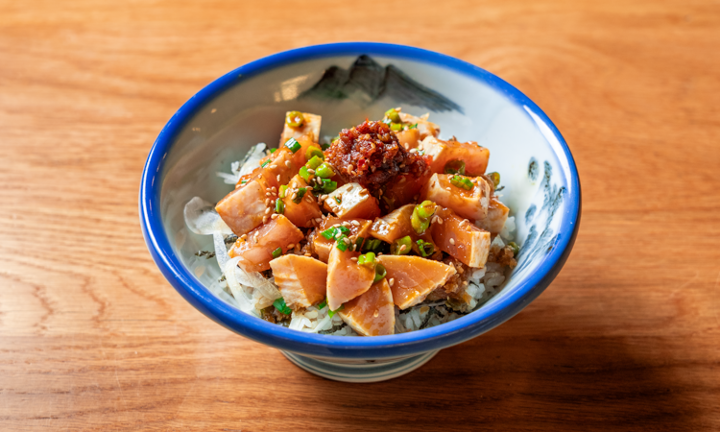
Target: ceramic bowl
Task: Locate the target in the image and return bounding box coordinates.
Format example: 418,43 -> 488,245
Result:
139,42 -> 581,383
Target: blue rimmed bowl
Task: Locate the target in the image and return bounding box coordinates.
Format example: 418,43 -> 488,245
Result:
139,42 -> 581,383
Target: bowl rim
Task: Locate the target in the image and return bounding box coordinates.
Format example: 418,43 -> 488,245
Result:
139,42 -> 581,359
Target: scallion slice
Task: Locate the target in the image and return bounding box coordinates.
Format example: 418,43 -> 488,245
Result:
450,175 -> 474,190
284,137 -> 301,153
373,264 -> 387,283
273,297 -> 292,314
292,188 -> 307,204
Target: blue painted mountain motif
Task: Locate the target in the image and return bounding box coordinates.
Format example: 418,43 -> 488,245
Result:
300,55 -> 463,113
515,159 -> 565,273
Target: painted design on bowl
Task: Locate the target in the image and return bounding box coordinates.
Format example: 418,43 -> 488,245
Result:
517,160 -> 566,272
300,54 -> 463,113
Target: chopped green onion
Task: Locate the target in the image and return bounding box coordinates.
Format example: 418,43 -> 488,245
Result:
328,304 -> 344,318
362,238 -> 383,253
318,179 -> 337,194
409,123 -> 418,129
412,219 -> 430,235
390,122 -> 403,132
269,148 -> 277,154
487,172 -> 501,188
321,227 -> 337,240
306,155 -> 323,170
444,159 -> 466,175
508,241 -> 520,256
273,297 -> 292,315
335,235 -> 349,251
450,175 -> 474,190
416,239 -> 435,257
373,264 -> 387,283
286,111 -> 305,128
412,201 -> 436,235
357,252 -> 376,266
321,142 -> 331,150
320,226 -> 349,241
382,118 -> 393,125
317,299 -> 327,310
261,159 -> 271,168
275,198 -> 284,214
240,179 -> 247,185
316,163 -> 335,179
384,108 -> 401,123
271,247 -> 283,259
292,188 -> 307,204
279,185 -> 288,198
354,237 -> 365,251
415,200 -> 437,220
391,236 -> 412,255
284,137 -> 301,153
299,166 -> 311,182
306,146 -> 324,161
334,196 -> 342,204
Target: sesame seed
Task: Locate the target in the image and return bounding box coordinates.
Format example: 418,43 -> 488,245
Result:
262,216 -> 268,223
276,175 -> 281,182
285,161 -> 291,167
266,192 -> 272,197
270,164 -> 277,169
265,208 -> 271,215
271,214 -> 279,220
463,281 -> 469,286
287,244 -> 294,249
315,218 -> 323,223
399,245 -> 407,252
389,278 -> 395,286
351,220 -> 360,226
271,187 -> 277,192
449,238 -> 455,245
307,169 -> 316,175
291,193 -> 298,200
304,252 -> 312,256
437,217 -> 444,224
351,257 -> 358,261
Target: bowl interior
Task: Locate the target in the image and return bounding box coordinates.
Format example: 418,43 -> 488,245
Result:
148,45 -> 577,356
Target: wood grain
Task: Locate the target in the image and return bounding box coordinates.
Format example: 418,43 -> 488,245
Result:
1,0 -> 719,430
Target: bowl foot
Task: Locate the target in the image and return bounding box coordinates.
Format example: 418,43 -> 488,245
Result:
282,350 -> 439,383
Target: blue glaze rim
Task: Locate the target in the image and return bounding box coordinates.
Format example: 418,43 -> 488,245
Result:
139,42 -> 581,359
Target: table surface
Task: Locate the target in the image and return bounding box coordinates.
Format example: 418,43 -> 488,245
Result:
2,1 -> 719,431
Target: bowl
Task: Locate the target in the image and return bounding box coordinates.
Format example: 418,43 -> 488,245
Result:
139,42 -> 581,383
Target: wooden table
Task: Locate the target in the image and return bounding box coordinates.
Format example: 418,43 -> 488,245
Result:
2,1 -> 719,430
